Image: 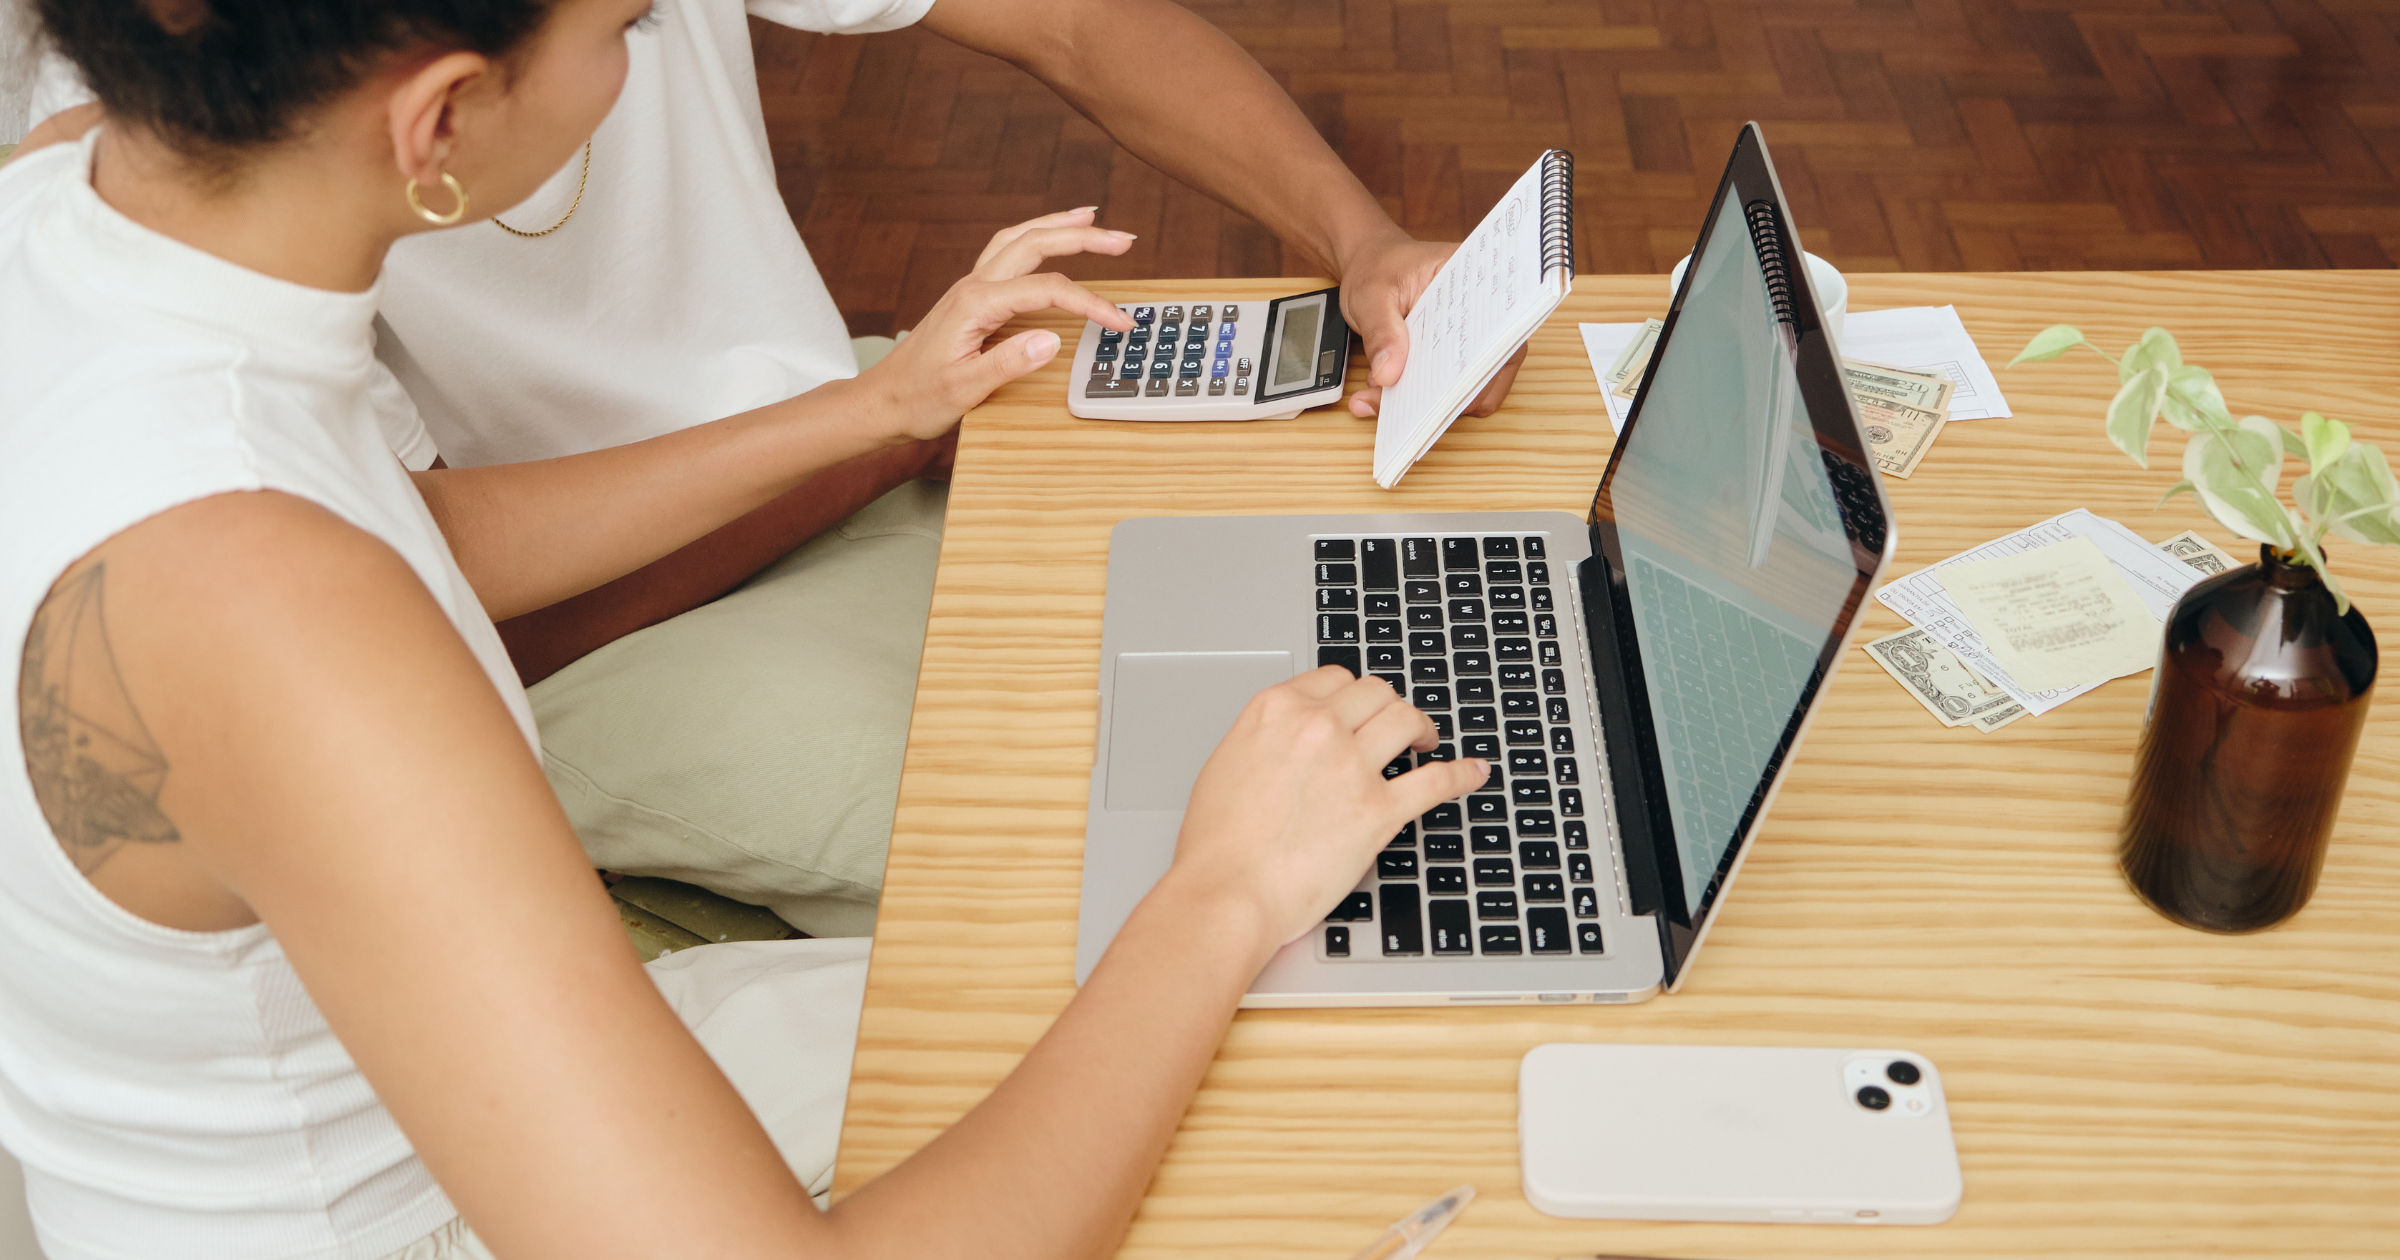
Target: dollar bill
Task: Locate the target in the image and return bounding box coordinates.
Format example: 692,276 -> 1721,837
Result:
1605,319 -> 1664,398
1857,395 -> 1946,479
1844,359 -> 1956,416
1863,627 -> 2028,732
2156,529 -> 2241,575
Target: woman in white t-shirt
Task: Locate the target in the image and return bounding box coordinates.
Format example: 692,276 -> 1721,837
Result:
0,2 -> 1485,1258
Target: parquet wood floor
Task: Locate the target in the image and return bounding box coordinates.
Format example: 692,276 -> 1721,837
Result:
754,1 -> 2400,338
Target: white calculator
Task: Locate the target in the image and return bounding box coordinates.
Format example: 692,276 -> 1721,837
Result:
1067,286 -> 1351,421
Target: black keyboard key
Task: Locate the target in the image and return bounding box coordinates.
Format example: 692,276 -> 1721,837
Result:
1516,810 -> 1558,838
1317,645 -> 1361,675
1445,572 -> 1483,597
1495,638 -> 1533,662
1547,697 -> 1571,724
1502,692 -> 1539,717
1563,819 -> 1589,850
1488,585 -> 1525,609
1551,727 -> 1576,754
1480,761 -> 1503,792
1520,840 -> 1561,869
1511,780 -> 1552,807
1572,886 -> 1599,917
1458,678 -> 1494,704
1480,924 -> 1523,954
1504,719 -> 1543,745
1532,587 -> 1555,612
1459,707 -> 1497,733
1508,749 -> 1548,776
1317,587 -> 1357,612
1380,885 -> 1424,955
1541,667 -> 1565,694
1577,922 -> 1605,953
1527,561 -> 1550,584
1451,624 -> 1489,649
1366,643 -> 1403,671
1527,907 -> 1572,953
1473,857 -> 1515,886
1382,754 -> 1411,781
1500,664 -> 1537,689
1325,925 -> 1350,957
1524,873 -> 1565,902
1481,536 -> 1519,558
1429,712 -> 1454,739
1477,890 -> 1519,919
1523,535 -> 1546,557
1427,866 -> 1468,895
1328,892 -> 1374,921
1404,579 -> 1442,604
1376,851 -> 1419,880
1367,619 -> 1403,642
1317,613 -> 1359,643
1470,826 -> 1512,854
1361,538 -> 1399,589
1461,733 -> 1500,760
1442,538 -> 1480,571
1494,611 -> 1530,634
1315,539 -> 1354,561
1365,592 -> 1401,616
1560,788 -> 1584,817
1412,686 -> 1451,710
1466,794 -> 1507,823
1540,641 -> 1563,666
1418,742 -> 1456,763
1453,650 -> 1491,675
1390,822 -> 1417,848
1485,560 -> 1522,584
1425,833 -> 1464,861
1534,613 -> 1557,638
1447,598 -> 1485,622
1407,606 -> 1444,629
1429,899 -> 1474,953
1408,631 -> 1446,656
1372,672 -> 1405,695
1411,658 -> 1449,684
1568,852 -> 1594,884
1422,803 -> 1462,831
1402,537 -> 1438,577
1555,757 -> 1579,785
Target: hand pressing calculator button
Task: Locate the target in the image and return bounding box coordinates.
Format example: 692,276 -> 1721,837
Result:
1068,285 -> 1349,421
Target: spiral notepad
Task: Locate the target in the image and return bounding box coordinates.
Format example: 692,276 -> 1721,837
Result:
1373,149 -> 1575,488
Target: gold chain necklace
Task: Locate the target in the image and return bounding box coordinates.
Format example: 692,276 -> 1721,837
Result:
493,141 -> 591,238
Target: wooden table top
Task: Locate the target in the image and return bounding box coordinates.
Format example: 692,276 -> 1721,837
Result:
831,271 -> 2400,1259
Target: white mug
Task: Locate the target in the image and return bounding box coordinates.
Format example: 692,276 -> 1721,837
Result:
1668,251 -> 1847,341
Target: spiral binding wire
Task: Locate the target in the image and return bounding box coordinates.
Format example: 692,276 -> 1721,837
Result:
1539,150 -> 1576,279
1742,199 -> 1799,327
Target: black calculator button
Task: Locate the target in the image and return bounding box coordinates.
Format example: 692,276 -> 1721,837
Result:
1149,360 -> 1172,378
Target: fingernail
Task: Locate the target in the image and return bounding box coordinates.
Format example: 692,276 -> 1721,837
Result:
1072,205 -> 1099,214
1026,330 -> 1060,362
1108,230 -> 1138,240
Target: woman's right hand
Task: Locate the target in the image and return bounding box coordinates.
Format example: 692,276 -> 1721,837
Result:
1158,667 -> 1488,959
856,208 -> 1139,443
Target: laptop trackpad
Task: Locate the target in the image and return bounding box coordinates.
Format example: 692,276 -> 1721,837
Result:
1105,652 -> 1295,811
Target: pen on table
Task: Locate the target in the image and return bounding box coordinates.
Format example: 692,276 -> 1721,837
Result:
1347,1185 -> 1474,1260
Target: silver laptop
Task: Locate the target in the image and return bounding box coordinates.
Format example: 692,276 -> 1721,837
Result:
1076,125 -> 1896,1007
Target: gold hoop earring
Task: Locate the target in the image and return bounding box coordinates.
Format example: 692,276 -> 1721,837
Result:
405,172 -> 469,226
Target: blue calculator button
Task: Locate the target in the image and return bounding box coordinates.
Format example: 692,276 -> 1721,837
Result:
1211,360 -> 1230,379
1132,306 -> 1154,325
1217,322 -> 1236,340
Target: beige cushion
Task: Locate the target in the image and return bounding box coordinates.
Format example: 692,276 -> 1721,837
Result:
530,479 -> 945,938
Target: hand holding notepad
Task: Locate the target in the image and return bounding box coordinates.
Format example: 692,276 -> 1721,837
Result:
1372,150 -> 1575,487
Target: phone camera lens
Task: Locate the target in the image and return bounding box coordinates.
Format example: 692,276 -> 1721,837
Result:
1885,1060 -> 1921,1086
1856,1085 -> 1892,1111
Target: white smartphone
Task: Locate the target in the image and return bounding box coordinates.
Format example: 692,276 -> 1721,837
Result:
1518,1044 -> 1963,1225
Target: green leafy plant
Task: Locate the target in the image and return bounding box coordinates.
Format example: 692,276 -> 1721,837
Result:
2010,325 -> 2400,613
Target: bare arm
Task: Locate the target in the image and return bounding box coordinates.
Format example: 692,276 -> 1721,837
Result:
922,0 -> 1527,418
34,491 -> 1481,1260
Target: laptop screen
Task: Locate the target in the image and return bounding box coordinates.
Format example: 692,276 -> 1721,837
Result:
1584,124 -> 1892,987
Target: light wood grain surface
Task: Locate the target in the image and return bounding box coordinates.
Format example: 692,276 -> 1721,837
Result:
832,273 -> 2400,1259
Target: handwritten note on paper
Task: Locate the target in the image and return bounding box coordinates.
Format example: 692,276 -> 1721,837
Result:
1936,537 -> 2162,694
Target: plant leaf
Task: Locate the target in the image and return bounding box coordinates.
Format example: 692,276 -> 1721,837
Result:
2318,563 -> 2353,617
2105,364 -> 2171,467
2156,479 -> 2196,507
2182,418 -> 2292,545
2118,327 -> 2182,384
2301,411 -> 2352,472
2009,324 -> 2084,366
2317,442 -> 2400,546
2160,365 -> 2226,432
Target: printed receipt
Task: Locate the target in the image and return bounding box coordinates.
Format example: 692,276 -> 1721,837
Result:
1936,538 -> 2161,694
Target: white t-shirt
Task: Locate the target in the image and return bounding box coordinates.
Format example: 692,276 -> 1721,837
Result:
0,133 -> 540,1260
31,0 -> 938,469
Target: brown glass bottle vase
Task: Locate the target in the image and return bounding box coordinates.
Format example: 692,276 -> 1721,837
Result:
2119,545 -> 2377,932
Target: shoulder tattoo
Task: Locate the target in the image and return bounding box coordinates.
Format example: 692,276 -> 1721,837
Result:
17,565 -> 181,874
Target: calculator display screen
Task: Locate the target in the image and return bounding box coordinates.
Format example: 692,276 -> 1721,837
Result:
1270,295 -> 1325,389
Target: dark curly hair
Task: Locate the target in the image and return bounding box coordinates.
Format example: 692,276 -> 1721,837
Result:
36,0 -> 558,168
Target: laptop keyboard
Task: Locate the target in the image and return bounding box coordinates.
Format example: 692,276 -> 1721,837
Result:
1311,534 -> 1604,962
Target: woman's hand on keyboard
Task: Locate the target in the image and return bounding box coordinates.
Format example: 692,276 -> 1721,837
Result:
856,208 -> 1140,442
1162,666 -> 1489,959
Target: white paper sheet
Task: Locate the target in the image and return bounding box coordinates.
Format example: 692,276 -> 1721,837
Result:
1576,322 -> 1646,434
1874,509 -> 2203,716
1838,305 -> 2013,421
